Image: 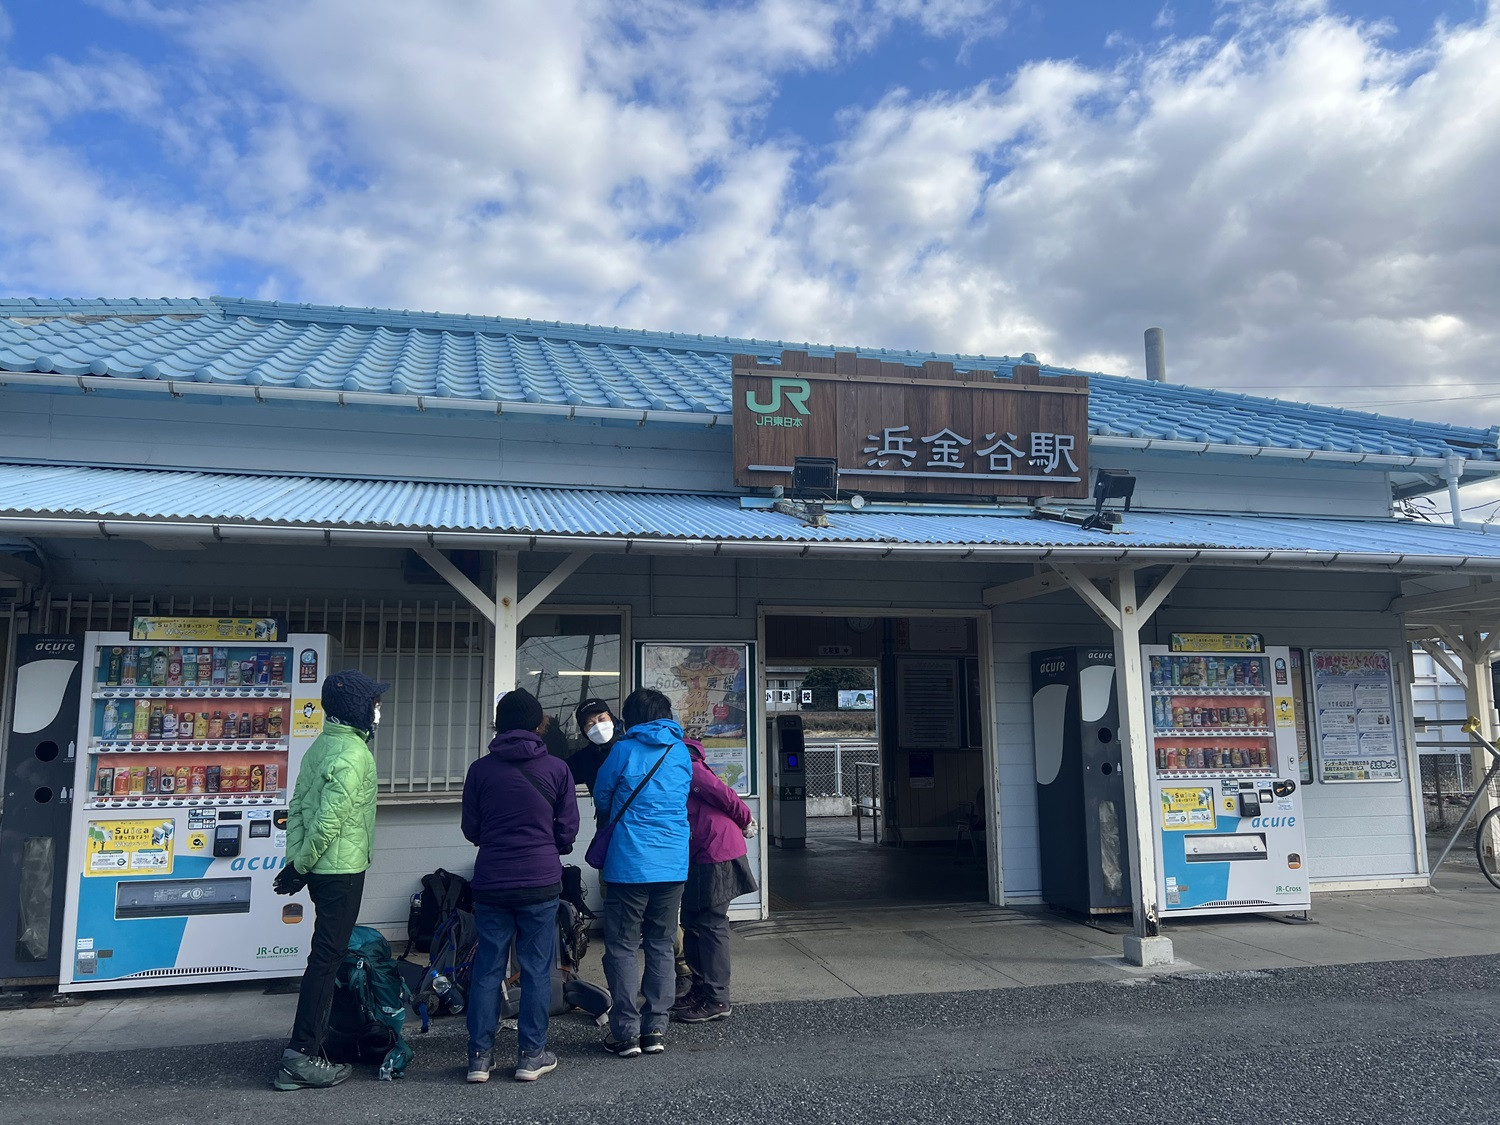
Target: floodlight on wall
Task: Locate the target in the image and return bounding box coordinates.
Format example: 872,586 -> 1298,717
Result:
791,457 -> 839,500
1080,469 -> 1137,532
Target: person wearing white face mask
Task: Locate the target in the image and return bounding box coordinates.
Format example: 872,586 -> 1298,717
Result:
566,698 -> 618,796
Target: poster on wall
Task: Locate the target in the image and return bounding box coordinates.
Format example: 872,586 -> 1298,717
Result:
1310,649 -> 1403,783
637,643 -> 753,794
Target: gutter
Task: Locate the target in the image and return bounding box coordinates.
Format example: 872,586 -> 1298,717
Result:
4,370 -> 1495,472
1,515 -> 1496,573
0,370 -> 730,429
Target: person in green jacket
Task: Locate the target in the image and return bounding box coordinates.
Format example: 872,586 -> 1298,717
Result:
271,669 -> 388,1092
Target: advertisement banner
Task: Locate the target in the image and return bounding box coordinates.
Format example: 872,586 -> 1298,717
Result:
638,643 -> 753,794
131,616 -> 283,643
85,818 -> 174,876
1169,633 -> 1264,653
1160,787 -> 1216,830
1311,649 -> 1402,782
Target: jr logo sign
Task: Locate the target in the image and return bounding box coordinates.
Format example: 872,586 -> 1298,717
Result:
744,378 -> 812,416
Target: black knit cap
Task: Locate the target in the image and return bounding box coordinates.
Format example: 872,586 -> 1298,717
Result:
321,669 -> 390,730
574,698 -> 611,728
496,688 -> 545,733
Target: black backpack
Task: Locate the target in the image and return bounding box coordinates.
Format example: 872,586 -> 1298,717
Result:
411,904 -> 478,1032
406,868 -> 472,956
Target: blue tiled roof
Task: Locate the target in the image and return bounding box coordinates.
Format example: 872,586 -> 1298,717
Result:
0,296 -> 1494,462
2,462 -> 1498,565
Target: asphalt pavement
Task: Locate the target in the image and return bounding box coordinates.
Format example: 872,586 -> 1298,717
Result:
4,953 -> 1500,1125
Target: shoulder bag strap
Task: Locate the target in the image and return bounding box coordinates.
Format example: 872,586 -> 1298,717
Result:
512,760 -> 556,805
608,747 -> 673,828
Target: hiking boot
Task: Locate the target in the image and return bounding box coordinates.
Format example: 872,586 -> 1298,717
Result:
273,1051 -> 352,1091
466,1049 -> 494,1083
669,987 -> 700,1013
675,999 -> 731,1023
640,1031 -> 666,1054
515,1049 -> 558,1081
602,1034 -> 642,1058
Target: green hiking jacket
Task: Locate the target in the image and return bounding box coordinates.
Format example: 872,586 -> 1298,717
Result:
286,719 -> 377,874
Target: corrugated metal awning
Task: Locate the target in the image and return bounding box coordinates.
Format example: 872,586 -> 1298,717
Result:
3,461 -> 1499,570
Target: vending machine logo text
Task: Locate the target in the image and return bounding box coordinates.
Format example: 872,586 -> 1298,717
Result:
256,944 -> 300,959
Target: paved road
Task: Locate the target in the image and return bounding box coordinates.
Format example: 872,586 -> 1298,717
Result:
6,955 -> 1500,1124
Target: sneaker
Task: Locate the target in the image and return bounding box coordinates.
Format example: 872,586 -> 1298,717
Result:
675,1000 -> 731,1023
515,1049 -> 558,1081
273,1051 -> 353,1091
640,1031 -> 666,1054
669,987 -> 700,1013
466,1049 -> 495,1083
602,1035 -> 642,1058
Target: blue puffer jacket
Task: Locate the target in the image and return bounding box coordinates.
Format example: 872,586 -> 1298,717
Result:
593,718 -> 692,884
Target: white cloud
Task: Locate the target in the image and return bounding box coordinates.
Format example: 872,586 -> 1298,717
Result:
1,0 -> 1498,428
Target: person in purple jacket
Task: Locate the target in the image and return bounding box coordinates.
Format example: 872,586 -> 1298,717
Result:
461,688 -> 580,1084
673,738 -> 759,1023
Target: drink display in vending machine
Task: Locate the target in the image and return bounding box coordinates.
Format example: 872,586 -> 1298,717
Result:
1142,644 -> 1310,917
58,620 -> 335,991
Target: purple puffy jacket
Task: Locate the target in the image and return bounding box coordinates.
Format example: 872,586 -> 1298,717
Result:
686,738 -> 752,865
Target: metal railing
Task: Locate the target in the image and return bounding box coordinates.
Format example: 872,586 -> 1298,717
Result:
851,760 -> 882,844
800,738 -> 877,797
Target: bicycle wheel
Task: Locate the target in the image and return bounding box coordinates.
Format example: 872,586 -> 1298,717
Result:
1475,805 -> 1500,891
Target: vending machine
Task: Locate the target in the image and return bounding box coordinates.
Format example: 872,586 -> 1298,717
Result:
59,620 -> 335,992
1142,644 -> 1310,917
1030,647 -> 1131,915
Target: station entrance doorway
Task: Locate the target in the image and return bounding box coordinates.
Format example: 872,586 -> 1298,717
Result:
761,612 -> 993,912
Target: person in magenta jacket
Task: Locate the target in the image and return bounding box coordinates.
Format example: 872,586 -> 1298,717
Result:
673,738 -> 758,1022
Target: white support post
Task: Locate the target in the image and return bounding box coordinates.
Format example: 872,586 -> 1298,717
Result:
1051,562 -> 1177,966
493,552 -> 519,709
1458,632 -> 1500,845
1110,567 -> 1172,966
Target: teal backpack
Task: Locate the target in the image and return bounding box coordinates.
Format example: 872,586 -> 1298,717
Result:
326,926 -> 415,1080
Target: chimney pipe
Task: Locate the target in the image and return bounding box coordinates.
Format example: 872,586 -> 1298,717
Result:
1144,327 -> 1166,382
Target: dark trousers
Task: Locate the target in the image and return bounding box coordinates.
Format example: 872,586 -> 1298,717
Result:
467,897 -> 559,1057
602,881 -> 683,1041
680,897 -> 732,1005
288,871 -> 365,1055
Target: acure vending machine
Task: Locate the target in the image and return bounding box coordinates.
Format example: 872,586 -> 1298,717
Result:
1142,644 -> 1311,917
59,620 -> 335,992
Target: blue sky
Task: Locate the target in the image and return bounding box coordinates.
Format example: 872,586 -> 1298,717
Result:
1,1 -> 1497,424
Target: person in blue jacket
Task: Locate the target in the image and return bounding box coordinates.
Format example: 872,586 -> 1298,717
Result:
592,687 -> 692,1058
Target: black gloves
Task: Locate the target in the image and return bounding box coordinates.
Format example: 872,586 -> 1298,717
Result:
273,862 -> 309,896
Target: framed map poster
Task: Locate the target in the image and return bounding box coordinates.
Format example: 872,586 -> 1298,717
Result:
636,642 -> 755,794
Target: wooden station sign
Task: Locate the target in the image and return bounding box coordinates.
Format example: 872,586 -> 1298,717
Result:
731,351 -> 1090,499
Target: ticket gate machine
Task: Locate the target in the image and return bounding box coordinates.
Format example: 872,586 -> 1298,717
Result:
768,714 -> 807,848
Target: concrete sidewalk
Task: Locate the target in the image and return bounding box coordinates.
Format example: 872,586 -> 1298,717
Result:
3,861 -> 1495,1058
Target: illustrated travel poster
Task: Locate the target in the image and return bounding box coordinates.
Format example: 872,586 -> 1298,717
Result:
638,643 -> 753,794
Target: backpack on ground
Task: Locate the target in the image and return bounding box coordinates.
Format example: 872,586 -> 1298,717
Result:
406,868 -> 472,956
501,964 -> 611,1026
324,926 -> 415,1081
411,904 -> 477,1033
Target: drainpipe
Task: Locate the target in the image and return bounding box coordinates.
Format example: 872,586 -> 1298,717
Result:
1445,456 -> 1471,529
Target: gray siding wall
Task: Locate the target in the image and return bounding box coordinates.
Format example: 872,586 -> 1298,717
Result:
4,385 -> 1392,515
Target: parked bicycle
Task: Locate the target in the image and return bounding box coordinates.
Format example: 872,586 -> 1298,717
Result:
1430,716 -> 1500,890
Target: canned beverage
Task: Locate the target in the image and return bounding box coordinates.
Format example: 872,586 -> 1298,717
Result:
209,711 -> 225,739
190,765 -> 207,794
95,766 -> 115,796
114,769 -> 132,796
255,652 -> 270,685
240,659 -> 256,686
252,709 -> 268,737
206,764 -> 221,793
167,650 -> 183,687
265,763 -> 280,791
238,712 -> 253,739
145,765 -> 158,795
159,770 -> 176,795
176,765 -> 190,792
270,652 -> 286,684
163,708 -> 179,739
250,763 -> 265,792
130,766 -> 146,795
1166,749 -> 1180,770
267,706 -> 284,740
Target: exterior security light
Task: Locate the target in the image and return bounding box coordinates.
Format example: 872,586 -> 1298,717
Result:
1081,469 -> 1136,531
791,457 -> 839,500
